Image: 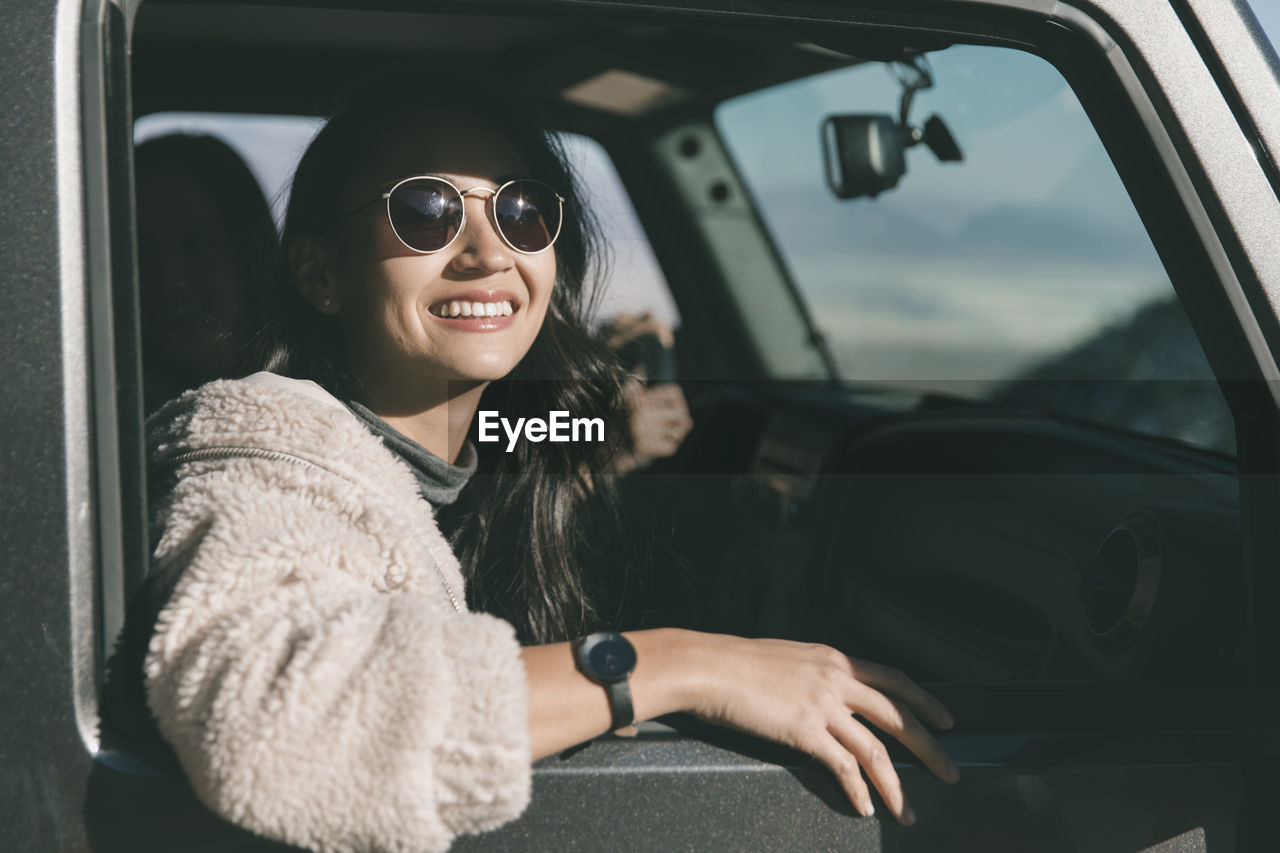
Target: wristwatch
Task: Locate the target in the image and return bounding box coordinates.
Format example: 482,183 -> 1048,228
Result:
572,631 -> 637,732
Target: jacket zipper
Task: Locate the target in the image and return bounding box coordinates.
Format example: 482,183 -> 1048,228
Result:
155,446 -> 463,613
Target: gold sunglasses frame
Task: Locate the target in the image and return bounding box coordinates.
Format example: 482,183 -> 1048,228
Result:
360,175 -> 566,256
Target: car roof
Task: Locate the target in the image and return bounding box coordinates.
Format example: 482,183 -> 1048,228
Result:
130,4 -> 948,130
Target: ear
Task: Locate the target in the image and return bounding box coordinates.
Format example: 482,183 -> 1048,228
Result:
290,236 -> 342,314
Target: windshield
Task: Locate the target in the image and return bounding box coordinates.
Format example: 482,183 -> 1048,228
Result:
716,44 -> 1234,456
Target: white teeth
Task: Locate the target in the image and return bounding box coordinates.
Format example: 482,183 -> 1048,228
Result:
432,299 -> 516,318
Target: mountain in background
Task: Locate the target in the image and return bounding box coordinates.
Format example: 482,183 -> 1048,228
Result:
999,297 -> 1234,455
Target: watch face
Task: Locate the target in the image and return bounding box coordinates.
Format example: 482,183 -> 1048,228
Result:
587,637 -> 637,680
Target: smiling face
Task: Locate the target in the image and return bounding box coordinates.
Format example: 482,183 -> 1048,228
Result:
309,109 -> 558,394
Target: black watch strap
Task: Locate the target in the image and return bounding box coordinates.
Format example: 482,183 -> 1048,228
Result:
573,632 -> 637,732
604,679 -> 634,732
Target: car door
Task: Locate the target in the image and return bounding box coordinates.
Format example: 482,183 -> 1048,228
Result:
5,1 -> 1280,852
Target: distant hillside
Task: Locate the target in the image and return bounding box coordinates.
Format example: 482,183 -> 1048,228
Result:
998,297 -> 1234,454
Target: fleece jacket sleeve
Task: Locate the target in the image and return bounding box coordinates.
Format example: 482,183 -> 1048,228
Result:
143,465 -> 532,853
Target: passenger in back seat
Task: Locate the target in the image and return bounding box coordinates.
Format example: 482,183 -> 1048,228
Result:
135,133 -> 278,413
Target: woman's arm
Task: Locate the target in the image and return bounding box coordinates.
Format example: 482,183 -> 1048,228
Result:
146,471 -> 531,853
523,628 -> 959,827
522,628 -> 690,757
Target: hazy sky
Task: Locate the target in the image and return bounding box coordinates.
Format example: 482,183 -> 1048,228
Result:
717,44 -> 1180,383
1252,0 -> 1280,47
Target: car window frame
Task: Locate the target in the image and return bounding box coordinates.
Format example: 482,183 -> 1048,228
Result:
89,0 -> 1280,760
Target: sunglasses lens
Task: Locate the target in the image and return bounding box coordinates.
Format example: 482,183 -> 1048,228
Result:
387,179 -> 463,251
494,180 -> 562,253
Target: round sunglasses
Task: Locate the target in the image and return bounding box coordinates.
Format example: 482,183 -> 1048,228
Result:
343,175 -> 565,255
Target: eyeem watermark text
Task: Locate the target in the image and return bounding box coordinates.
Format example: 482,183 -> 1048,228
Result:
478,410 -> 605,453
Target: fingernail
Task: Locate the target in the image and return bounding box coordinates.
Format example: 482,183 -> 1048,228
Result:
941,709 -> 955,728
860,800 -> 875,818
902,804 -> 916,826
947,764 -> 962,783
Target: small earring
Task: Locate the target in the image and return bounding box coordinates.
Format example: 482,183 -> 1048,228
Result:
322,298 -> 333,308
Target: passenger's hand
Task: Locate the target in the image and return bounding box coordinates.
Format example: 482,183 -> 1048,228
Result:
599,311 -> 676,351
683,634 -> 959,825
624,378 -> 692,462
603,378 -> 693,475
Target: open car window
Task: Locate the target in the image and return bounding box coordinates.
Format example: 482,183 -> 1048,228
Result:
717,44 -> 1235,456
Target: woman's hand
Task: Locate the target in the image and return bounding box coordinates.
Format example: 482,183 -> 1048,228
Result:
677,634 -> 959,825
525,629 -> 958,827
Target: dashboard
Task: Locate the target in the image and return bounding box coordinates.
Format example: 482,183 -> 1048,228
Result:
639,382 -> 1245,684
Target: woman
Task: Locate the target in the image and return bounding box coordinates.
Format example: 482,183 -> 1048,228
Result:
142,68 -> 959,853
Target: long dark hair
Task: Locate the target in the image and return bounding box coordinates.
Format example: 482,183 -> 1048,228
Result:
254,66 -> 631,644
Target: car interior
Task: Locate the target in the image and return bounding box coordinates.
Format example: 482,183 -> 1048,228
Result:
117,0 -> 1269,750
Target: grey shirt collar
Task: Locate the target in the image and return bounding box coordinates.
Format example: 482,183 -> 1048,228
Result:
341,398 -> 478,507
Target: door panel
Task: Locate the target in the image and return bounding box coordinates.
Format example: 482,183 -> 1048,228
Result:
454,725 -> 1242,852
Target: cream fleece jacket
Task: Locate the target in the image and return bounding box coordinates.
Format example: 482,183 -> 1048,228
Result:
142,371 -> 531,853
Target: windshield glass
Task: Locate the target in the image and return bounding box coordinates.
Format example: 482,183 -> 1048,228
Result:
716,44 -> 1234,455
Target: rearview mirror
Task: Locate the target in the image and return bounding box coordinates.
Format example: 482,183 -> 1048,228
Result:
821,114 -> 905,200
821,56 -> 964,201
